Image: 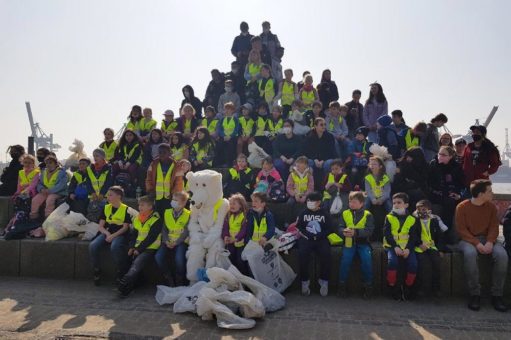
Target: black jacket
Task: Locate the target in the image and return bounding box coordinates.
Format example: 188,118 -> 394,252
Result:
317,80 -> 339,110
181,85 -> 203,119
303,130 -> 336,161
383,212 -> 420,250
296,207 -> 333,240
428,158 -> 465,203
0,158 -> 22,195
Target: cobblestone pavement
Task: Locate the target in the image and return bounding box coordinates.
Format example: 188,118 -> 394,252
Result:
0,277 -> 510,339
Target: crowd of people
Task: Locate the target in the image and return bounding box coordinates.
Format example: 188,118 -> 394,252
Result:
0,21 -> 509,312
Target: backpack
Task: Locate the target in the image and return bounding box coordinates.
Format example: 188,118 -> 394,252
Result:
268,180 -> 288,203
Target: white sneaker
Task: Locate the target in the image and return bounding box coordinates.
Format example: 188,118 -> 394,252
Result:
301,280 -> 310,296
319,279 -> 328,297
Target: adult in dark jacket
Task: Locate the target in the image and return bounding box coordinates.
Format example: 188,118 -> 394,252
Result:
317,69 -> 339,111
180,85 -> 203,119
423,113 -> 448,162
345,89 -> 364,137
203,69 -> 225,110
231,21 -> 254,68
393,147 -> 429,210
259,21 -> 281,59
0,145 -> 25,196
272,120 -> 303,182
303,117 -> 336,178
224,61 -> 246,103
376,115 -> 400,160
428,146 -> 464,241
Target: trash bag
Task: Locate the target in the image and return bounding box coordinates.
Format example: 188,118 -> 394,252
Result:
227,265 -> 286,312
241,240 -> 296,293
82,222 -> 99,241
206,267 -> 241,291
329,194 -> 343,215
155,285 -> 189,305
173,281 -> 208,314
216,249 -> 232,270
247,141 -> 269,169
210,289 -> 265,319
42,203 -> 71,241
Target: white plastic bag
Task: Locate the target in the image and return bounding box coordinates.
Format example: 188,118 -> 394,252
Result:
241,241 -> 296,293
155,285 -> 189,305
206,267 -> 241,291
214,290 -> 265,319
216,249 -> 232,270
43,203 -> 71,241
173,281 -> 208,313
247,141 -> 269,168
329,194 -> 343,215
227,265 -> 286,312
82,222 -> 99,241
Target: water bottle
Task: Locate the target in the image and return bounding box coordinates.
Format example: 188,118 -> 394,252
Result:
136,186 -> 142,199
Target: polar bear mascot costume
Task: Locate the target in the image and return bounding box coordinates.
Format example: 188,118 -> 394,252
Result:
185,170 -> 229,283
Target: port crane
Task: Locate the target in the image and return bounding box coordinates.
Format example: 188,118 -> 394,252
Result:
25,101 -> 61,152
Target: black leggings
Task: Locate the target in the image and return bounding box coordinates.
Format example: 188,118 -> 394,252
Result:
298,237 -> 331,282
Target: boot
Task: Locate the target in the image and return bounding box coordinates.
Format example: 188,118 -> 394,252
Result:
403,285 -> 416,301
491,296 -> 508,312
164,274 -> 176,287
118,276 -> 134,298
93,268 -> 101,286
336,282 -> 347,298
390,284 -> 402,301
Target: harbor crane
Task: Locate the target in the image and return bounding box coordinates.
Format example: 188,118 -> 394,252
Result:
25,101 -> 61,152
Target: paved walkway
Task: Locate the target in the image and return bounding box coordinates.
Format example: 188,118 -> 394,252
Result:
0,277 -> 510,339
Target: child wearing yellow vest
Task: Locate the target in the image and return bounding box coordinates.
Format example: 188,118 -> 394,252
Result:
267,105 -> 284,141
126,105 -> 142,136
217,102 -> 240,167
275,68 -> 298,117
236,103 -> 255,156
118,196 -> 162,297
99,128 -> 118,162
338,192 -> 375,298
246,192 -> 276,246
202,106 -> 219,140
258,64 -> 276,107
364,156 -> 392,212
298,74 -> 319,111
190,127 -> 215,171
155,191 -> 190,286
223,154 -> 255,200
286,156 -> 314,205
67,157 -> 91,216
89,186 -> 131,286
322,159 -> 351,210
169,132 -> 189,161
222,194 -> 249,275
414,199 -> 448,298
86,149 -> 113,212
161,110 -> 179,141
14,154 -> 40,198
383,192 -> 420,301
253,102 -> 272,155
140,107 -> 158,141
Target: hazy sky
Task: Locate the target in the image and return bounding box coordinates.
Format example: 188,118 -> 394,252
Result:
1,0 -> 510,162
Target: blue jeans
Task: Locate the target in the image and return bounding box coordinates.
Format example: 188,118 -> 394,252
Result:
307,159 -> 333,175
364,197 -> 392,212
339,244 -> 373,284
88,233 -> 129,273
155,243 -> 188,279
274,158 -> 291,182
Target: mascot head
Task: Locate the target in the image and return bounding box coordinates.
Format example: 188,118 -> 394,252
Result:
185,170 -> 223,210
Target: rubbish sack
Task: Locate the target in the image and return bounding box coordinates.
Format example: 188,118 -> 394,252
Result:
216,249 -> 232,270
82,222 -> 99,241
329,194 -> 343,215
227,265 -> 286,312
43,203 -> 71,241
206,267 -> 241,291
62,211 -> 89,233
241,240 -> 296,293
213,290 -> 265,319
155,285 -> 189,305
173,281 -> 208,313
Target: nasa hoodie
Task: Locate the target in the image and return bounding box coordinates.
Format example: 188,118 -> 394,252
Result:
296,207 -> 333,240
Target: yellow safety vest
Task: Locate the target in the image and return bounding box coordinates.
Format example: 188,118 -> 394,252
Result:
267,118 -> 283,134
133,212 -> 161,250
342,209 -> 371,247
202,118 -> 219,135
123,144 -> 141,164
258,78 -> 275,104
161,120 -> 178,134
164,208 -> 191,243
290,172 -> 309,194
155,162 -> 175,200
192,143 -> 212,166
383,214 -> 416,249
229,212 -> 245,247
73,172 -> 87,185
229,167 -> 252,181
171,145 -> 186,161
323,173 -> 347,200
212,198 -> 225,221
87,167 -> 109,195
254,117 -> 267,136
365,174 -> 390,199
127,120 -> 141,133
281,81 -> 295,106
328,116 -> 344,131
415,219 -> 437,253
18,168 -> 39,186
301,90 -> 315,109
252,215 -> 268,242
222,117 -> 236,136
247,63 -> 262,81
404,129 -> 420,150
183,119 -> 192,134
100,141 -> 118,161
140,118 -> 157,133
239,117 -> 255,136
104,203 -> 129,226
42,168 -> 61,189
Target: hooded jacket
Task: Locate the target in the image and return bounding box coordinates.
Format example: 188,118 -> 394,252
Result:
462,139 -> 501,186
181,85 -> 203,119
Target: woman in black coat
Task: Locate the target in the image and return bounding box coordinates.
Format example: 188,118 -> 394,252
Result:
0,145 -> 25,196
392,146 -> 429,210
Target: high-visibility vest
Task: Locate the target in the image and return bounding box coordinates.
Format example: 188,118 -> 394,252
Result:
255,117 -> 267,136
192,143 -> 212,166
171,145 -> 186,161
323,173 -> 347,200
247,63 -> 262,81
328,116 -> 344,132
290,172 -> 309,194
183,119 -> 192,134
133,212 -> 161,250
155,162 -> 175,200
342,209 -> 371,229
404,129 -> 420,150
281,81 -> 295,106
239,117 -> 254,136
251,215 -> 268,242
383,214 -> 416,249
123,144 -> 141,164
258,78 -> 275,104
161,120 -> 178,134
301,90 -> 315,109
140,118 -> 157,133
42,168 -> 61,189
228,212 -> 245,247
222,117 -> 236,136
164,208 -> 191,243
365,174 -> 390,199
87,166 -> 109,195
229,167 -> 252,181
202,118 -> 218,135
100,141 -> 118,161
18,168 -> 39,186
73,172 -> 87,185
267,118 -> 283,134
415,219 -> 437,253
212,198 -> 224,221
104,203 -> 128,226
127,120 -> 141,133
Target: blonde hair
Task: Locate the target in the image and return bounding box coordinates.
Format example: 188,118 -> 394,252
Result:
229,193 -> 249,215
248,49 -> 261,64
21,154 -> 36,165
173,191 -> 189,202
181,103 -> 196,117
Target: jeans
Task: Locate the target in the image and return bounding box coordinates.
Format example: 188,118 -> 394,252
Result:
298,237 -> 331,281
89,233 -> 129,274
122,251 -> 154,284
458,239 -> 509,296
386,247 -> 417,286
364,197 -> 392,213
274,158 -> 291,182
339,244 -> 373,284
416,249 -> 441,292
155,243 -> 188,280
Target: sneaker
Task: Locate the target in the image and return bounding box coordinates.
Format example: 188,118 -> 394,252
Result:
93,268 -> 101,286
301,280 -> 310,296
337,282 -> 347,298
318,279 -> 328,297
491,296 -> 508,312
468,295 -> 481,311
363,284 -> 373,299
